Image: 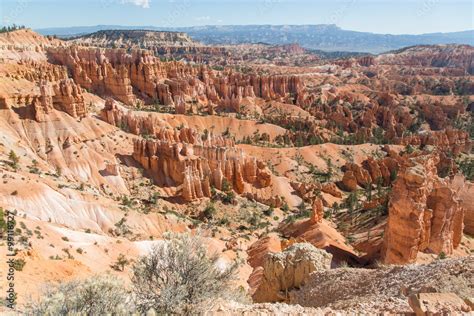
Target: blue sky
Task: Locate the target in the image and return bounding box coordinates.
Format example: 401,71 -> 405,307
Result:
1,0 -> 473,34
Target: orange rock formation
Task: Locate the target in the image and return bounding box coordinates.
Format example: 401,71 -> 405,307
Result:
382,154 -> 464,264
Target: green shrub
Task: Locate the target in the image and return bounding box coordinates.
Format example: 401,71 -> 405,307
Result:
203,203 -> 217,220
8,150 -> 20,170
457,157 -> 474,181
281,202 -> 290,212
263,206 -> 274,217
222,190 -> 236,204
221,179 -> 232,192
111,253 -> 130,272
25,274 -> 132,315
121,195 -> 132,207
131,233 -> 240,314
297,202 -> 310,218
12,259 -> 26,271
0,208 -> 6,237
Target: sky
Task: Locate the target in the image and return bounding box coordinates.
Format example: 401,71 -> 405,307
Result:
1,0 -> 473,34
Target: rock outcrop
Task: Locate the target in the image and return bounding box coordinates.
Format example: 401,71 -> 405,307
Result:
31,79 -> 87,121
338,170 -> 359,192
339,154 -> 401,191
101,98 -> 274,202
133,136 -> 272,201
247,234 -> 283,269
32,82 -> 54,121
452,175 -> 474,236
290,257 -> 473,313
376,44 -> 474,75
246,234 -> 283,297
291,76 -> 472,152
321,183 -> 342,198
0,28 -> 63,62
0,53 -> 87,121
252,243 -> 332,303
408,293 -> 471,315
460,188 -> 474,236
68,30 -> 197,49
1,78 -> 87,122
310,198 -> 324,224
397,129 -> 472,155
47,46 -> 306,112
51,79 -> 87,118
382,154 -> 464,264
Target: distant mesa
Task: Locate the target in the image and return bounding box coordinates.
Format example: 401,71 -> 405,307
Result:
68,29 -> 198,49
36,24 -> 474,54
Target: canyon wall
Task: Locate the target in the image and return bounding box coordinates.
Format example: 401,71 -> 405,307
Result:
100,98 -> 274,202
47,46 -> 306,111
0,75 -> 87,122
132,136 -> 272,202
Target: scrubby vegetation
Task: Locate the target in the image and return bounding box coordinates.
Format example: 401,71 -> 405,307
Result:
1,25 -> 26,33
457,156 -> 474,181
8,150 -> 20,170
110,253 -> 130,271
0,208 -> 7,238
26,233 -> 244,315
26,274 -> 132,315
131,233 -> 242,314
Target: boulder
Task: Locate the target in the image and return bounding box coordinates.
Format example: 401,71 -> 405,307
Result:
409,293 -> 471,315
321,183 -> 342,198
247,234 -> 282,269
339,171 -> 358,192
252,243 -> 332,303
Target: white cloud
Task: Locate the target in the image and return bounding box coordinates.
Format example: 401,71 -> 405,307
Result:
121,0 -> 151,8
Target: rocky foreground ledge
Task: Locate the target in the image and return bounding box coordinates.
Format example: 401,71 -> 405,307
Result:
207,248 -> 473,315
